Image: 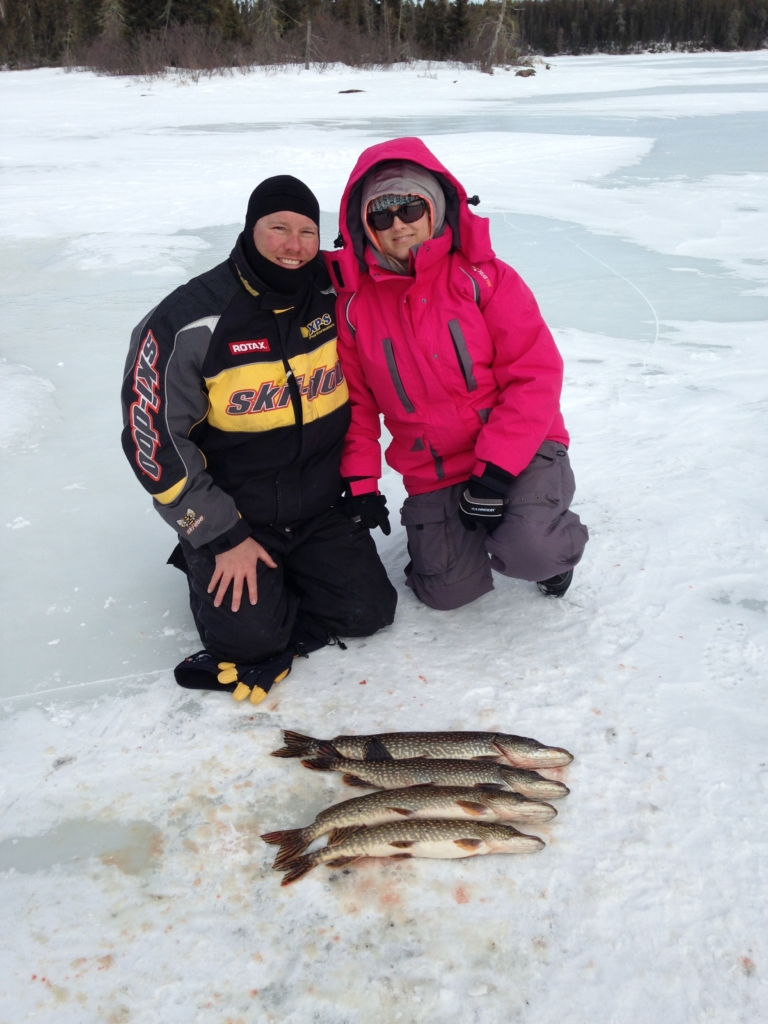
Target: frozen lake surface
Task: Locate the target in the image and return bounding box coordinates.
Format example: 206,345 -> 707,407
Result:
1,54 -> 767,1022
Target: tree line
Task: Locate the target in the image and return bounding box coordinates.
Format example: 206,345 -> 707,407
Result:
2,0 -> 766,74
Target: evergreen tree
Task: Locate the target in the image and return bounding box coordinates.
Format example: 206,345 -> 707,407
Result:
3,0 -> 768,70
99,0 -> 126,38
448,0 -> 469,53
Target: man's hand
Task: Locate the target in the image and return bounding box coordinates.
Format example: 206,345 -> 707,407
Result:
208,537 -> 277,611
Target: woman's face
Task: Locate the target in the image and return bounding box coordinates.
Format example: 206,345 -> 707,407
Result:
253,211 -> 319,269
373,203 -> 432,262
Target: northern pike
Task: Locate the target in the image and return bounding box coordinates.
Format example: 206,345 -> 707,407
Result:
279,819 -> 545,884
261,785 -> 557,867
272,729 -> 573,769
300,755 -> 570,800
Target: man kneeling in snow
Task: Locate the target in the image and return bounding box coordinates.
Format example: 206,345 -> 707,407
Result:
120,176 -> 397,704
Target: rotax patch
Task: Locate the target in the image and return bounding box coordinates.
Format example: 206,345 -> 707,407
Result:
229,339 -> 270,355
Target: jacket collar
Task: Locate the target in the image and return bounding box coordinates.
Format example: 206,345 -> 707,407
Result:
229,237 -> 329,310
363,225 -> 454,283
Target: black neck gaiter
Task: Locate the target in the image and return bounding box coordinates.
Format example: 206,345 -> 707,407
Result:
240,174 -> 322,297
242,231 -> 319,296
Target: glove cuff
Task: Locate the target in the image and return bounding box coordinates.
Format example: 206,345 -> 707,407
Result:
471,461 -> 515,496
346,477 -> 379,497
467,477 -> 503,500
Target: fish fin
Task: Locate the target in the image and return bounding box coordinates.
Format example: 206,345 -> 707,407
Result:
280,855 -> 314,885
455,800 -> 488,817
316,740 -> 342,759
273,845 -> 310,870
475,783 -> 505,791
470,755 -> 502,761
342,774 -> 376,788
386,807 -> 415,817
388,840 -> 415,849
271,731 -> 318,758
261,829 -> 310,867
454,838 -> 483,851
325,855 -> 359,868
301,757 -> 336,772
261,827 -> 299,846
364,737 -> 394,761
328,825 -> 367,846
391,852 -> 412,859
261,826 -> 303,847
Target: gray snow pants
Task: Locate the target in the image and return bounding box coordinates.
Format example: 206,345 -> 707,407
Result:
401,441 -> 589,611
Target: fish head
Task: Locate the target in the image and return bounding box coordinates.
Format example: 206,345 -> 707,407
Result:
488,828 -> 546,854
495,735 -> 574,769
513,775 -> 570,801
487,793 -> 559,823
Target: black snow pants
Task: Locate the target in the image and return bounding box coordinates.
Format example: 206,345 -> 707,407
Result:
173,507 -> 397,662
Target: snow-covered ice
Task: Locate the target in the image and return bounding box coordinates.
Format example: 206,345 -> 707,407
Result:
1,54 -> 767,1022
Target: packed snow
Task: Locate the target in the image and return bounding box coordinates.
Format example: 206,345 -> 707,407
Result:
1,53 -> 767,1023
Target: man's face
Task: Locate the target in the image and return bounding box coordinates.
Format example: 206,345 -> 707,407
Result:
253,211 -> 319,269
374,204 -> 432,263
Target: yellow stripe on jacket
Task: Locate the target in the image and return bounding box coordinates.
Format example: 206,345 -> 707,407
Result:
205,338 -> 348,433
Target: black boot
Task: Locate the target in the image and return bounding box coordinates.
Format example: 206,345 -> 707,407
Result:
536,569 -> 573,598
173,613 -> 335,704
174,648 -> 296,705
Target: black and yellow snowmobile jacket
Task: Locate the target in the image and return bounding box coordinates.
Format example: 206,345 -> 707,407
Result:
120,239 -> 350,553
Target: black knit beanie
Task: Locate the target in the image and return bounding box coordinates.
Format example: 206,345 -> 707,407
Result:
242,175 -> 321,295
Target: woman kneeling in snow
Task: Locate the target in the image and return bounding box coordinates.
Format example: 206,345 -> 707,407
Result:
328,138 -> 589,610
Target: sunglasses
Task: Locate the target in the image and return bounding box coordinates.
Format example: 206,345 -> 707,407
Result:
367,199 -> 428,232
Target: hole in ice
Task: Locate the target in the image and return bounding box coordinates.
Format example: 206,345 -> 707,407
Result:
0,819 -> 162,875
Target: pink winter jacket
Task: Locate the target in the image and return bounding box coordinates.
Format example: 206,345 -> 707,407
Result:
325,138 -> 569,497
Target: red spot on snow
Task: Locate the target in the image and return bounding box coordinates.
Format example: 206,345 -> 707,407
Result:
740,957 -> 756,976
359,680 -> 367,685
454,885 -> 470,904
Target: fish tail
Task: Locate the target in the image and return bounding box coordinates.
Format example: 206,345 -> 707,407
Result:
260,828 -> 310,866
280,854 -> 316,885
270,730 -> 320,758
300,756 -> 336,772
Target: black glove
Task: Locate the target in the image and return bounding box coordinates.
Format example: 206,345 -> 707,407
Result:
458,463 -> 514,531
342,489 -> 391,535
